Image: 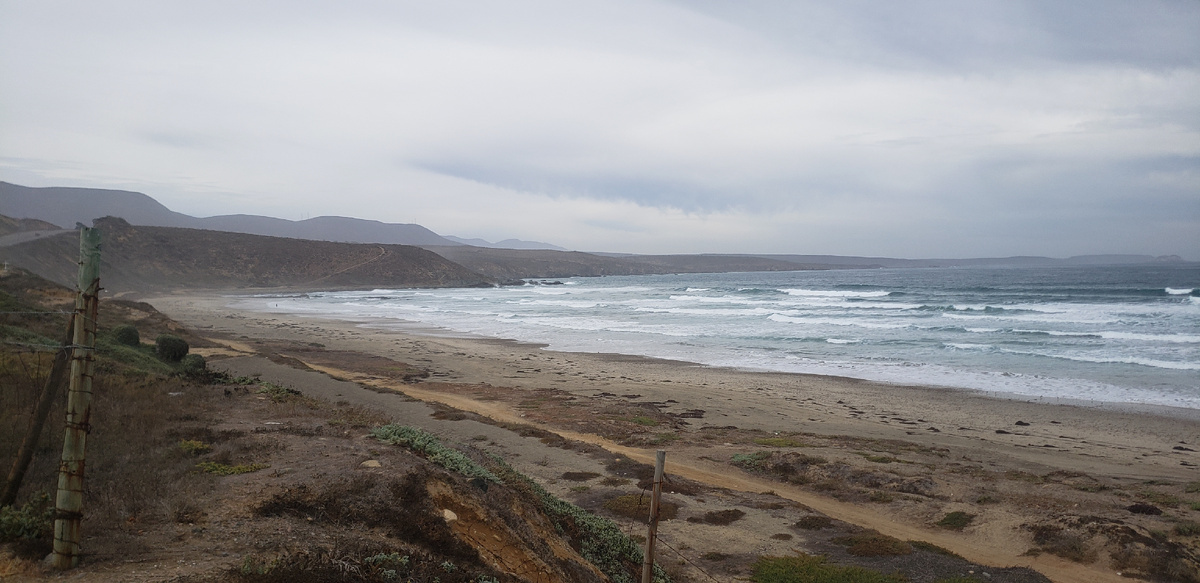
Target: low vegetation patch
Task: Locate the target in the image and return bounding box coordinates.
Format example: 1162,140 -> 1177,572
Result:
178,439 -> 212,456
750,554 -> 905,583
689,509 -> 745,525
909,541 -> 964,559
196,461 -> 269,475
562,471 -> 602,482
794,515 -> 832,530
487,458 -> 670,583
371,424 -> 500,483
754,436 -> 808,448
936,511 -> 975,530
1174,521 -> 1200,536
831,532 -> 913,557
0,492 -> 54,544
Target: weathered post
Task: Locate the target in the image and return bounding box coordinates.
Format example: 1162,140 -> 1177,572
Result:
0,316 -> 75,507
50,226 -> 100,570
641,449 -> 666,583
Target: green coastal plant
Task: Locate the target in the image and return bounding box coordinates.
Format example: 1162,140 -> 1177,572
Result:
155,334 -> 189,362
486,455 -> 669,583
180,353 -> 207,376
751,554 -> 904,583
371,424 -> 500,483
0,492 -> 54,542
111,324 -> 140,347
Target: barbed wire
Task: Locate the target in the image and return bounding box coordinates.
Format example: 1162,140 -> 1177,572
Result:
0,310 -> 73,315
654,534 -> 722,582
0,340 -> 65,351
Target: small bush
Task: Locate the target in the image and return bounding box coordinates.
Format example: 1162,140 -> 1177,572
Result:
937,511 -> 975,530
179,439 -> 212,456
111,324 -> 140,346
180,353 -> 207,376
155,334 -> 189,361
0,492 -> 54,542
751,554 -> 904,583
732,451 -> 773,469
1185,481 -> 1200,494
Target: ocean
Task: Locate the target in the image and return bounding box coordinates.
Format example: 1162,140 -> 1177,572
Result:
236,264 -> 1200,410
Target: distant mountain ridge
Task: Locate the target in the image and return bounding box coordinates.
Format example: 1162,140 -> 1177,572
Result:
0,216 -> 492,292
0,182 -> 460,247
443,235 -> 566,251
1,182 -> 1188,282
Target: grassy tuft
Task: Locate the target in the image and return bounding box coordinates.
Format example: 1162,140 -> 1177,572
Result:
750,554 -> 905,583
754,436 -> 808,448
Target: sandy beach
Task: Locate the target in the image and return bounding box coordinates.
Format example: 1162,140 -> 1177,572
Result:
148,292 -> 1200,583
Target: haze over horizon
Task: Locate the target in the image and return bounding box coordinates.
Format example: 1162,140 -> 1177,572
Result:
1,1 -> 1197,259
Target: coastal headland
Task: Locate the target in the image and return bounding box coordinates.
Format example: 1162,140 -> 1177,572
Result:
150,292 -> 1200,583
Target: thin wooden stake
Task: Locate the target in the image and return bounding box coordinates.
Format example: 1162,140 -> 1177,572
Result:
641,449 -> 666,583
0,316 -> 75,507
50,226 -> 100,570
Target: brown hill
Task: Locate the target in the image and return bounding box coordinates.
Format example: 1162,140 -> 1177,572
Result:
0,217 -> 493,293
423,245 -> 823,281
0,215 -> 61,237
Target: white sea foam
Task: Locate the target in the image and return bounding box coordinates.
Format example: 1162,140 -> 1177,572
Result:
1166,287 -> 1194,295
779,288 -> 891,298
1097,331 -> 1200,343
945,343 -> 992,351
826,338 -> 860,344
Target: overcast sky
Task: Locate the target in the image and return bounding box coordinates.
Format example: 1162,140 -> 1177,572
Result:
2,1 -> 1197,258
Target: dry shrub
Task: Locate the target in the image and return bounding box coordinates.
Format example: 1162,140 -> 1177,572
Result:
562,471 -> 601,482
936,511 -> 975,530
794,515 -> 832,530
605,457 -> 655,480
688,509 -> 745,526
1027,524 -> 1097,564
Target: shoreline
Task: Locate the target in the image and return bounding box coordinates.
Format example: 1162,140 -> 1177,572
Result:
150,292 -> 1200,482
220,291 -> 1200,422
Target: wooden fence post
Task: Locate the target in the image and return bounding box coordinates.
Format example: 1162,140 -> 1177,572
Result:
50,226 -> 100,570
641,449 -> 666,583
